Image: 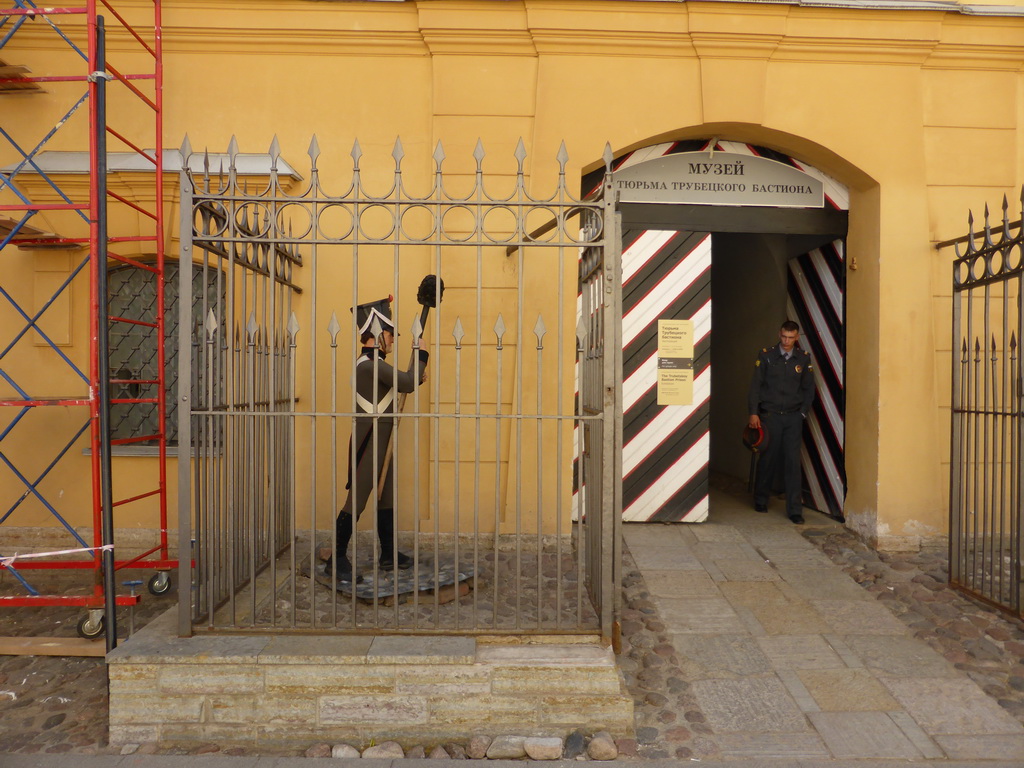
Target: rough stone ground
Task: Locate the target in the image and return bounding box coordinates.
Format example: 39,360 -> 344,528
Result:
3,524 -> 1024,758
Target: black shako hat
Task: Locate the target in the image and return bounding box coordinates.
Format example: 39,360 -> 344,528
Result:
742,424 -> 769,453
353,296 -> 395,338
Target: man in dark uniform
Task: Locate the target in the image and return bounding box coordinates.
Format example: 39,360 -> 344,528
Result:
323,297 -> 429,585
747,320 -> 815,524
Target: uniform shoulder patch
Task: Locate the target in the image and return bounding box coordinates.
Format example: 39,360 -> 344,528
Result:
754,359 -> 761,367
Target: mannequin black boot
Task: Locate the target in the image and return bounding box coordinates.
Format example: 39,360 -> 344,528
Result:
376,507 -> 413,570
324,511 -> 361,584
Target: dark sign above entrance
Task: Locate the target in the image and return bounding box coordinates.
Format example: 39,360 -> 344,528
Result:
613,151 -> 824,208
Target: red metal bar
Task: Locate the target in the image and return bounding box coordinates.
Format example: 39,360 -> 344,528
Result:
109,316 -> 158,328
108,235 -> 158,243
0,398 -> 90,406
111,433 -> 161,446
108,252 -> 158,271
0,74 -> 155,84
105,62 -> 157,111
98,0 -> 157,57
0,204 -> 89,212
112,488 -> 162,507
106,127 -> 157,166
8,558 -> 186,571
153,0 -> 169,564
0,595 -> 140,607
108,189 -> 159,220
0,7 -> 87,15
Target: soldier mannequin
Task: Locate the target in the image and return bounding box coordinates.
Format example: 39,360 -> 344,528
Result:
325,297 -> 429,584
747,320 -> 815,524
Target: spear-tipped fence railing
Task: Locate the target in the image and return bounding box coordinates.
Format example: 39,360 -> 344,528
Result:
177,136 -> 621,637
939,188 -> 1024,616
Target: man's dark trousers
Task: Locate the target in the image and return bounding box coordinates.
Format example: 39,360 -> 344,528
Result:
754,411 -> 804,519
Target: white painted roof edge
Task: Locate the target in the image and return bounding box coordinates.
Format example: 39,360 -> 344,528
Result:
2,151 -> 303,180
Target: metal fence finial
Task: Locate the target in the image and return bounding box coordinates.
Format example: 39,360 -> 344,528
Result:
180,135 -> 193,171
494,313 -> 506,349
205,309 -> 218,339
514,138 -> 527,175
327,312 -> 341,346
392,137 -> 405,168
603,143 -> 614,174
473,139 -> 486,171
246,312 -> 259,344
1002,194 -> 1011,240
453,317 -> 465,349
556,141 -> 568,173
269,136 -> 281,173
534,314 -> 547,347
433,140 -> 446,170
308,135 -> 320,168
288,313 -> 300,344
351,138 -> 362,167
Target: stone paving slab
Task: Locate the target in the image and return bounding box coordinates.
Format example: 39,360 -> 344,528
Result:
887,711 -> 945,758
775,568 -> 871,600
809,599 -> 910,635
754,635 -> 846,670
714,558 -> 781,582
691,676 -> 810,733
627,547 -> 705,570
714,732 -> 830,760
796,669 -> 900,711
652,597 -> 747,634
749,601 -> 833,635
672,633 -> 774,677
881,677 -> 1024,735
807,711 -> 923,759
756,545 -> 837,569
840,634 -> 958,677
640,569 -> 721,598
933,733 -> 1024,760
717,580 -> 790,609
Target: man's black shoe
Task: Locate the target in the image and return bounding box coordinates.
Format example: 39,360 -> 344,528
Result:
789,515 -> 805,525
379,550 -> 414,570
754,503 -> 768,513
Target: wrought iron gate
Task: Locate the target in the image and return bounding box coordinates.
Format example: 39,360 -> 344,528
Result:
944,190 -> 1024,615
176,137 -> 621,637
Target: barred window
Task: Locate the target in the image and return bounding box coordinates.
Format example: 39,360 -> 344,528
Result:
108,262 -> 219,449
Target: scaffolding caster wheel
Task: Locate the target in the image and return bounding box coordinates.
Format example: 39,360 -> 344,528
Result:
148,571 -> 172,596
76,611 -> 105,640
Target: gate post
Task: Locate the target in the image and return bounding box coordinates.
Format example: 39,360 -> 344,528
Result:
601,181 -> 623,641
176,143 -> 194,638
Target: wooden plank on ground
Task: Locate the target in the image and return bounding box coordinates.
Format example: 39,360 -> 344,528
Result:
0,636 -> 105,657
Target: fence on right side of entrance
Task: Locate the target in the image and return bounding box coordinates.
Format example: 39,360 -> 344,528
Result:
940,188 -> 1024,617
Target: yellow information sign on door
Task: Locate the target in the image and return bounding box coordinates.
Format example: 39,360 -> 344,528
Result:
657,319 -> 694,406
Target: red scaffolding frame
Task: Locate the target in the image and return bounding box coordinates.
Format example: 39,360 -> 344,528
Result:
0,0 -> 168,642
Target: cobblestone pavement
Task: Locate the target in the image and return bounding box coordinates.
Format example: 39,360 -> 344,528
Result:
4,505 -> 1024,759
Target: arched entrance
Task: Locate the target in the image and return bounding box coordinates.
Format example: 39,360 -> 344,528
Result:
588,139 -> 849,523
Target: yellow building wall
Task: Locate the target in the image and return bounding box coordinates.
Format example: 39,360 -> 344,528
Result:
2,0 -> 1023,551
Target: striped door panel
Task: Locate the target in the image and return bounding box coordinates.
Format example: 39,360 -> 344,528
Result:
787,239 -> 846,519
622,230 -> 711,522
